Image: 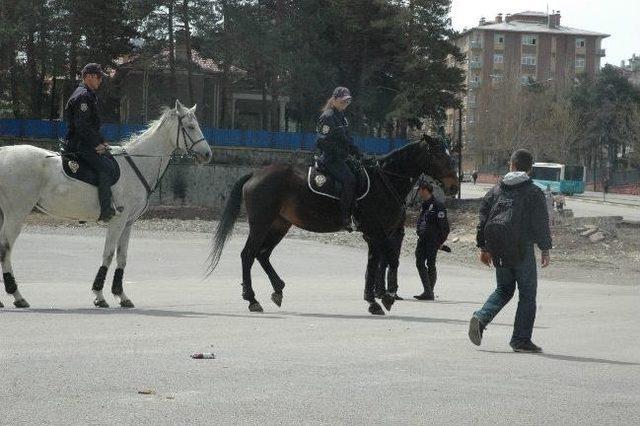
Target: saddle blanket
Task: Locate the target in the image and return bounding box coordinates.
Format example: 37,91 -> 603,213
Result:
307,165 -> 370,201
61,154 -> 120,186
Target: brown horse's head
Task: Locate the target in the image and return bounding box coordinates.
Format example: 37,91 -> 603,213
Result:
417,134 -> 459,196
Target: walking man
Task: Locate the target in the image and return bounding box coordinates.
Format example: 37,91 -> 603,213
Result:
468,149 -> 552,353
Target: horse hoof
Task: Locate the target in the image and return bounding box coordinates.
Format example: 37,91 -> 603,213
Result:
271,292 -> 283,307
13,299 -> 30,309
94,299 -> 110,308
248,302 -> 264,313
381,294 -> 395,311
368,303 -> 385,316
0,300 -> 4,308
120,299 -> 135,308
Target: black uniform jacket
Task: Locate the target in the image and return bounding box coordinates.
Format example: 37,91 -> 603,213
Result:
416,198 -> 450,246
316,108 -> 361,162
64,83 -> 103,153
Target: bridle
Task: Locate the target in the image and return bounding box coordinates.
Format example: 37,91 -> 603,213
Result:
122,112 -> 208,198
176,114 -> 207,153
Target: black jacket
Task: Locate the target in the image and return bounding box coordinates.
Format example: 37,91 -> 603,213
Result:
316,108 -> 361,162
64,83 -> 103,153
476,177 -> 553,252
416,198 -> 450,246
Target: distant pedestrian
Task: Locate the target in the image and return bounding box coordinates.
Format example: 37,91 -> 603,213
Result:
468,149 -> 552,353
544,184 -> 554,227
554,194 -> 565,212
472,170 -> 478,185
414,181 -> 450,300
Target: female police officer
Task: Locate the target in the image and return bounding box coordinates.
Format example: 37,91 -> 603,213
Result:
316,86 -> 362,230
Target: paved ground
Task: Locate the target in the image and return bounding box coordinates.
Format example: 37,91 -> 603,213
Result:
460,182 -> 640,221
1,228 -> 639,425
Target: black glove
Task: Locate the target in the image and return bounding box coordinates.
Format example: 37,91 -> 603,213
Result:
440,245 -> 452,253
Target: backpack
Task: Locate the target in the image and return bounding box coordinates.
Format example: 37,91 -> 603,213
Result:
484,188 -> 525,266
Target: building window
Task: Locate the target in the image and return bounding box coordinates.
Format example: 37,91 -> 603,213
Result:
522,35 -> 537,45
576,58 -> 586,68
493,53 -> 504,63
522,55 -> 537,66
576,38 -> 586,48
520,75 -> 535,85
495,33 -> 504,44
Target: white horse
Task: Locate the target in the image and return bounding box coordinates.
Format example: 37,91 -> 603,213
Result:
0,100 -> 212,308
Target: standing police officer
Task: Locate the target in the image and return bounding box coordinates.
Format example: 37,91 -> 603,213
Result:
316,86 -> 362,230
64,63 -> 115,222
414,181 -> 450,300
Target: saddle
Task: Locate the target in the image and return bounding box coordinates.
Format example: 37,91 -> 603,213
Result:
59,143 -> 120,186
307,158 -> 370,201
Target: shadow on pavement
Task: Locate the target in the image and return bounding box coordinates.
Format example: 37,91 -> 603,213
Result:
0,306 -> 284,320
479,349 -> 639,366
279,310 -> 540,328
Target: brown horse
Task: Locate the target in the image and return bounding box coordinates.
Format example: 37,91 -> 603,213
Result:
207,135 -> 459,315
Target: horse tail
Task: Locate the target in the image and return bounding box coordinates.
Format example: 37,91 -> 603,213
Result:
206,173 -> 253,277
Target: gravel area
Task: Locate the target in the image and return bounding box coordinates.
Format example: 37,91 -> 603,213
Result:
22,207 -> 640,286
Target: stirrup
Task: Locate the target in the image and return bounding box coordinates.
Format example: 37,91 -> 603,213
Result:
98,207 -> 116,223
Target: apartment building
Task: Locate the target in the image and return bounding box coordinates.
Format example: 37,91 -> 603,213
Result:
618,54 -> 640,87
448,10 -> 609,169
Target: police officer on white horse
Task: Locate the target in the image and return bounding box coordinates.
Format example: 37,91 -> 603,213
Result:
64,63 -> 116,222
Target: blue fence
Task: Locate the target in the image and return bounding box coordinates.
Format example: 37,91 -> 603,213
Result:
0,119 -> 406,155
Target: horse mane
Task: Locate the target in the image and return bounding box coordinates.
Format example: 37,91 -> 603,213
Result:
120,107 -> 173,148
377,141 -> 421,166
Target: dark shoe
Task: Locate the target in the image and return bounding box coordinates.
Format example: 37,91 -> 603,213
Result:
468,315 -> 485,346
413,292 -> 434,301
510,341 -> 543,353
390,293 -> 403,301
98,207 -> 116,222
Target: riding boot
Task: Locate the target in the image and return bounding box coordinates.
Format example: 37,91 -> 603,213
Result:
97,172 -> 116,222
414,267 -> 434,300
428,268 -> 437,295
338,186 -> 354,231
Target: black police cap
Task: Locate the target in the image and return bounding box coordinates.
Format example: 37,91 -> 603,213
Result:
81,63 -> 108,78
332,86 -> 352,100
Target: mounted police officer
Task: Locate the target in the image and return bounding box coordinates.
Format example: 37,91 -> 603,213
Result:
414,180 -> 450,300
64,63 -> 116,222
316,86 -> 362,230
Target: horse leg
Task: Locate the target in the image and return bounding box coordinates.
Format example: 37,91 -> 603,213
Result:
92,221 -> 126,308
0,213 -> 30,308
364,238 -> 384,316
241,226 -> 272,313
111,224 -> 134,308
256,219 -> 292,308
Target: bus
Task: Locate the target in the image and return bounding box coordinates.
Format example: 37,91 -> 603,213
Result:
530,162 -> 586,195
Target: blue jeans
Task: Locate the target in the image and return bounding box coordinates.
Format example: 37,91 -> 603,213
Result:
474,245 -> 538,345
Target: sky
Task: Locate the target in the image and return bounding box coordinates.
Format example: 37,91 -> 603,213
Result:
449,0 -> 639,67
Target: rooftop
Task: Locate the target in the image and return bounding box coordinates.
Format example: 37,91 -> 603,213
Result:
475,20 -> 610,37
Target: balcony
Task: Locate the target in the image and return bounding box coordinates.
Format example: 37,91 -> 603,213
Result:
469,61 -> 482,70
596,48 -> 606,56
470,40 -> 482,50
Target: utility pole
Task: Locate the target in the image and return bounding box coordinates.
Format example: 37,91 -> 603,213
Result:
458,107 -> 463,199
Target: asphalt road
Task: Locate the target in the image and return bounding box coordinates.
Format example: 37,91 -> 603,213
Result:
460,182 -> 640,221
1,229 -> 639,425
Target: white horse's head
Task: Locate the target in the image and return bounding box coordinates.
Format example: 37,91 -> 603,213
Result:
171,100 -> 212,164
